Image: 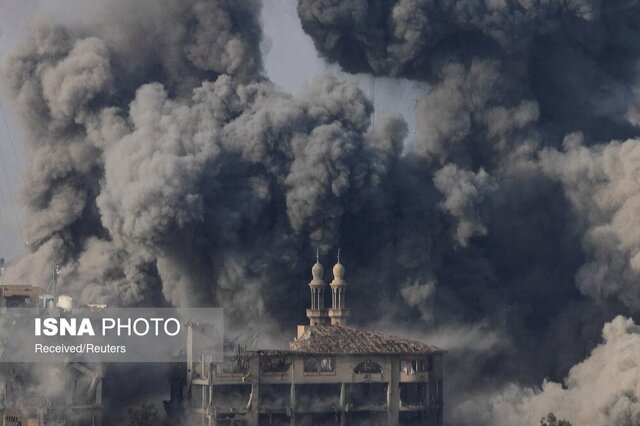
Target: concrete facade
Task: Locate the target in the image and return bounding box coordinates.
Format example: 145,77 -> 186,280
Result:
188,348 -> 443,426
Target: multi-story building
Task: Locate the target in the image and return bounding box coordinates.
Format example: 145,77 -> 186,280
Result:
0,284 -> 103,426
185,255 -> 444,426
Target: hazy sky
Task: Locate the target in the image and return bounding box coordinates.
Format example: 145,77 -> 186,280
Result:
0,0 -> 425,263
0,0 -> 36,262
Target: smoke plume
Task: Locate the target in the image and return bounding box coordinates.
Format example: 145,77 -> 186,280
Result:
4,0 -> 640,423
296,0 -> 640,423
458,316 -> 640,426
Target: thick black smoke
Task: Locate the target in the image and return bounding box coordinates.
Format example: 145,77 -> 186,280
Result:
297,0 -> 597,76
4,0 -> 265,310
297,0 -> 640,424
3,0 -> 410,334
5,0 -> 640,424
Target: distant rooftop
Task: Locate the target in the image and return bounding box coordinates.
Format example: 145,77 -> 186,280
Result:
289,324 -> 443,355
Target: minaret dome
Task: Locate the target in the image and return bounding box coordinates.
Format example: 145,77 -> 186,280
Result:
332,262 -> 345,285
329,249 -> 349,326
312,261 -> 324,283
306,249 -> 329,326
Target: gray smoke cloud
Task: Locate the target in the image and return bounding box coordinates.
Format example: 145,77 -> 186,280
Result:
3,0 -> 264,307
433,164 -> 497,247
296,0 -> 640,423
4,0 -> 640,423
455,315 -> 640,426
297,0 -> 599,78
411,59 -> 540,168
2,0 -> 411,334
540,135 -> 640,311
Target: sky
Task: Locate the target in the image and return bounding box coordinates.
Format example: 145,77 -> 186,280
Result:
0,0 -> 35,262
0,0 -> 425,264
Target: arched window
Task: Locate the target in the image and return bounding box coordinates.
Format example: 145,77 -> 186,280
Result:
354,360 -> 383,374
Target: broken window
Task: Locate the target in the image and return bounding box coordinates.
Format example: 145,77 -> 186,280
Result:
261,355 -> 291,373
211,384 -> 252,411
216,356 -> 249,374
401,360 -> 416,375
320,357 -> 335,372
401,357 -> 432,375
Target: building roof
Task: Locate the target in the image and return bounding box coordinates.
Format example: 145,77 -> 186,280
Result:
289,325 -> 443,355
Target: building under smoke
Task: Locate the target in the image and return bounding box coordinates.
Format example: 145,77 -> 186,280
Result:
180,255 -> 444,426
0,282 -> 103,426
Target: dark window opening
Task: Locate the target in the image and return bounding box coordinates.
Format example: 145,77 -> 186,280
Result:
296,384 -> 341,411
5,296 -> 31,307
430,379 -> 443,404
259,384 -> 291,409
258,413 -> 290,425
400,382 -> 427,408
261,356 -> 291,373
346,383 -> 387,407
297,413 -> 341,425
399,411 -> 428,426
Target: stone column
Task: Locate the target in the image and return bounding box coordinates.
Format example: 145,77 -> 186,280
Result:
247,382 -> 259,426
387,358 -> 400,426
340,383 -> 346,426
290,362 -> 297,426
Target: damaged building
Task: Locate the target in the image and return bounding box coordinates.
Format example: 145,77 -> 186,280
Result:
182,256 -> 444,426
0,280 -> 103,426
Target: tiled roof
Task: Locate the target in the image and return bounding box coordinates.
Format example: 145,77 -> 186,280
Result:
289,325 -> 443,354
